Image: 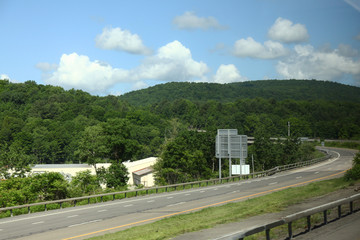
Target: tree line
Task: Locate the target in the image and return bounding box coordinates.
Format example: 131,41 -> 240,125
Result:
1,79 -> 360,198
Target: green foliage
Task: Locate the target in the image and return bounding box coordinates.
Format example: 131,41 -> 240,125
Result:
120,80 -> 360,106
104,162 -> 129,189
69,170 -> 101,196
154,130 -> 215,184
344,153 -> 360,181
0,172 -> 69,207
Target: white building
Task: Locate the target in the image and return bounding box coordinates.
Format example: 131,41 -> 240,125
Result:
31,157 -> 158,187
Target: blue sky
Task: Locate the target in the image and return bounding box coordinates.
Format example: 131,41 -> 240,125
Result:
1,0 -> 360,96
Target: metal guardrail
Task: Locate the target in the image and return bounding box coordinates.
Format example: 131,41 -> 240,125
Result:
224,193 -> 360,240
0,151 -> 331,218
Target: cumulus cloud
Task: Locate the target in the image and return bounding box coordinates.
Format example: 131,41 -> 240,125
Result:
133,40 -> 209,81
95,27 -> 151,55
268,17 -> 309,43
43,53 -> 129,94
40,41 -> 209,94
276,44 -> 360,83
173,11 -> 226,30
212,64 -> 248,83
233,37 -> 289,59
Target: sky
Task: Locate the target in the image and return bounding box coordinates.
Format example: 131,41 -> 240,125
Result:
1,0 -> 360,96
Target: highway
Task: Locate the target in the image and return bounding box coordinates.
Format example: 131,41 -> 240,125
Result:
0,147 -> 356,240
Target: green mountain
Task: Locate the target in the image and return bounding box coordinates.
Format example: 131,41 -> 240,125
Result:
120,80 -> 360,106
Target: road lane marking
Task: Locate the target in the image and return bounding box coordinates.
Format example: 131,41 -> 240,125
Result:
67,215 -> 78,218
315,171 -> 319,174
296,176 -> 302,179
167,202 -> 186,207
63,169 -> 348,240
167,196 -> 173,199
269,182 -> 277,186
200,190 -> 205,193
147,200 -> 155,203
185,193 -> 191,196
97,209 -> 107,213
32,221 -> 44,225
124,204 -> 133,208
68,219 -> 102,228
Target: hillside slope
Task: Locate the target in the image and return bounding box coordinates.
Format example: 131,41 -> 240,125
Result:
119,80 -> 360,106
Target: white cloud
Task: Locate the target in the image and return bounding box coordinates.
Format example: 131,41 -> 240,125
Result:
173,11 -> 226,30
213,64 -> 248,83
268,17 -> 309,43
0,74 -> 10,80
233,37 -> 289,59
277,44 -> 360,83
43,53 -> 129,94
35,62 -> 58,72
40,41 -> 209,95
134,40 -> 209,81
95,27 -> 151,55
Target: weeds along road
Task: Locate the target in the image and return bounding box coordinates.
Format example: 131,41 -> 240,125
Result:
0,147 -> 356,240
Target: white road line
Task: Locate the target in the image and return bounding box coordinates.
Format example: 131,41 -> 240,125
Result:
167,196 -> 173,199
269,182 -> 277,186
185,193 -> 191,196
315,171 -> 319,174
67,215 -> 78,218
32,221 -> 44,225
68,219 -> 102,228
124,204 -> 133,208
232,191 -> 238,193
97,209 -> 107,213
213,188 -> 218,190
147,200 -> 155,203
167,202 -> 186,207
296,176 -> 302,179
200,190 -> 205,193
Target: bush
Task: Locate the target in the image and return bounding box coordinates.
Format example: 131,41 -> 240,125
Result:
345,153 -> 360,181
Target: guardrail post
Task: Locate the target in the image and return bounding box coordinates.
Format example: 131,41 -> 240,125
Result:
338,205 -> 342,219
28,206 -> 31,214
101,196 -> 103,202
45,204 -> 47,211
323,210 -> 328,225
350,201 -> 353,213
307,215 -> 311,232
74,200 -> 77,207
113,194 -> 115,201
266,229 -> 271,240
60,202 -> 63,209
88,198 -> 90,204
10,209 -> 13,217
288,222 -> 293,239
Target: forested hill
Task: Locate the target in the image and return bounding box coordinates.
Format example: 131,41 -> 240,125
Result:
119,80 -> 360,106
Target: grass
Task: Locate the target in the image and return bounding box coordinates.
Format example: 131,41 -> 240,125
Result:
87,177 -> 357,240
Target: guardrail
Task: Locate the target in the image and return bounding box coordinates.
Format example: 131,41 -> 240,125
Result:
223,193 -> 360,240
0,150 -> 331,218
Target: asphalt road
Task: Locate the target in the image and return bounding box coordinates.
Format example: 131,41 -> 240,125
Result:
0,147 -> 356,240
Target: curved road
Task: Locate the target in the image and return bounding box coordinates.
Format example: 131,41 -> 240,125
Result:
0,147 -> 356,240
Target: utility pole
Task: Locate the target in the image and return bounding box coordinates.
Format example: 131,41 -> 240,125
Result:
288,121 -> 290,137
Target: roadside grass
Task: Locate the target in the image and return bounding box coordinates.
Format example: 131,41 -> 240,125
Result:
88,177 -> 357,240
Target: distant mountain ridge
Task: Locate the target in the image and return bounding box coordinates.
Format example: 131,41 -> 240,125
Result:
119,80 -> 360,106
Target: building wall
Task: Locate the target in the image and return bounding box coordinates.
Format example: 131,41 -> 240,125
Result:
31,157 -> 158,187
